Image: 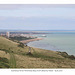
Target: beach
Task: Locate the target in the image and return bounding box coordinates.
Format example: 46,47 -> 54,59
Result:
0,36 -> 75,68
20,38 -> 43,44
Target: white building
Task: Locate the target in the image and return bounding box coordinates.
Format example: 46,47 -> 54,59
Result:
6,32 -> 10,38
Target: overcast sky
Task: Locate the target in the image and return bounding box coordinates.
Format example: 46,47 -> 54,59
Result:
0,4 -> 75,30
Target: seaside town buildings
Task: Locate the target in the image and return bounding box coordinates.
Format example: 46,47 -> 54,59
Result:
0,32 -> 35,38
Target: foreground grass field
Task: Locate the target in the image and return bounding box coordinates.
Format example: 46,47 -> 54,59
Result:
0,36 -> 75,68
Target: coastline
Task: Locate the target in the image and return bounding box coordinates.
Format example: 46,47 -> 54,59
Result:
20,38 -> 43,44
20,37 -> 75,58
0,36 -> 75,68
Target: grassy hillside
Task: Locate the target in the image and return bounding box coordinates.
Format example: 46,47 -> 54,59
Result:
0,36 -> 75,68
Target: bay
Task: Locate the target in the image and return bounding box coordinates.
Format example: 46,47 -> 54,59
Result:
28,31 -> 75,55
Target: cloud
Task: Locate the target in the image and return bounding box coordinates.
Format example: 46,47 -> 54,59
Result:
0,4 -> 23,10
0,4 -> 75,10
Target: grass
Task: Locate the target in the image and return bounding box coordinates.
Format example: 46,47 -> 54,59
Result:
0,57 -> 10,68
0,49 -> 16,68
9,52 -> 16,68
0,36 -> 75,68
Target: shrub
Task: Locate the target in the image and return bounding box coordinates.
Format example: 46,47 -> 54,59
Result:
18,43 -> 24,48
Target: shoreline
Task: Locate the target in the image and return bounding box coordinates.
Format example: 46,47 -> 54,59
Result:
20,37 -> 75,57
0,36 -> 75,68
20,38 -> 43,44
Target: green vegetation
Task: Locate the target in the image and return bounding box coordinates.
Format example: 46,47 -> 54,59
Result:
18,43 -> 25,48
9,36 -> 34,41
9,52 -> 16,68
57,51 -> 75,60
0,49 -> 16,68
0,57 -> 10,68
0,36 -> 75,68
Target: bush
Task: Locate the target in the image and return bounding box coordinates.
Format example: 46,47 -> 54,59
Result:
57,51 -> 75,60
69,55 -> 75,60
18,43 -> 24,48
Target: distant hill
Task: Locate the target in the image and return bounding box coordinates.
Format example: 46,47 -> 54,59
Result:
0,36 -> 75,68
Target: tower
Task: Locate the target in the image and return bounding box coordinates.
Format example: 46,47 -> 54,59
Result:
6,32 -> 10,38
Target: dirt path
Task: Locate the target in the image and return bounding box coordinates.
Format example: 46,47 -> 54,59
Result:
9,52 -> 16,68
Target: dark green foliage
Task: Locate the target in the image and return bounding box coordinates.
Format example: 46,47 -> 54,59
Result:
0,49 -> 16,68
10,36 -> 33,41
18,43 -> 24,48
0,57 -> 9,63
0,57 -> 10,68
0,49 -> 9,54
57,51 -> 75,60
68,55 -> 75,60
57,51 -> 69,58
26,52 -> 33,56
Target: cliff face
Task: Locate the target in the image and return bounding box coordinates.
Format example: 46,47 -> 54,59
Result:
0,36 -> 75,68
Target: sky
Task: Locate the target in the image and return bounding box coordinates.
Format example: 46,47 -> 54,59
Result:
0,4 -> 75,30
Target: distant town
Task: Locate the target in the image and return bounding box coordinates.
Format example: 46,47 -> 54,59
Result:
0,31 -> 48,38
0,32 -> 32,38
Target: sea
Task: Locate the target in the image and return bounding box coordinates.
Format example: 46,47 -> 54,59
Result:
28,30 -> 75,56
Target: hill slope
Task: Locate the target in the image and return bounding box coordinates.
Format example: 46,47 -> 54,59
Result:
0,36 -> 75,68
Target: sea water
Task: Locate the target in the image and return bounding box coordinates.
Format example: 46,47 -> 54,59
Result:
28,31 -> 75,55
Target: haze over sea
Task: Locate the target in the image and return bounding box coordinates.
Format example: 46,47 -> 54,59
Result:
28,30 -> 75,56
